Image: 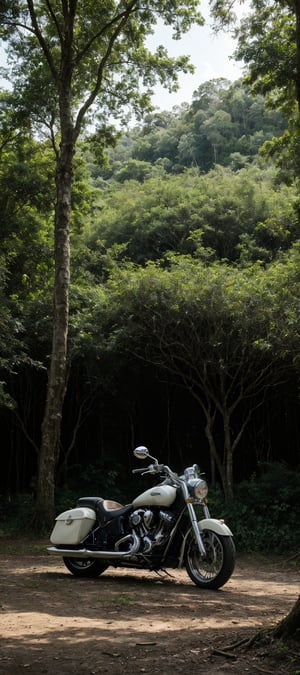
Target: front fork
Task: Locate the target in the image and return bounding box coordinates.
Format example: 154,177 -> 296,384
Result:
186,502 -> 208,557
182,479 -> 210,558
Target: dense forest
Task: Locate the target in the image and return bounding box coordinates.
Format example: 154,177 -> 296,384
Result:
1,76 -> 299,541
0,2 -> 299,557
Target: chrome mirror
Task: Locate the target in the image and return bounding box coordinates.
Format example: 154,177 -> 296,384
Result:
133,446 -> 149,460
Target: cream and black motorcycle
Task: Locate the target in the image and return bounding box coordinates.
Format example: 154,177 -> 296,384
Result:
48,446 -> 235,589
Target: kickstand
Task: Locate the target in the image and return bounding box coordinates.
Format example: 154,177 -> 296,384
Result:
155,568 -> 176,580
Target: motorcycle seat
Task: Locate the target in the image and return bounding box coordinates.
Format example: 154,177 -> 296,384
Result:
98,500 -> 132,521
77,496 -> 132,523
103,499 -> 124,510
77,497 -> 103,510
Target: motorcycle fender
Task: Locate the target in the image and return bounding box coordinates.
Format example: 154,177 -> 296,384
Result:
198,518 -> 233,536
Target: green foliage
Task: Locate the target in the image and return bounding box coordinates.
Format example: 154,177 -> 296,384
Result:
0,259 -> 29,409
104,79 -> 287,175
210,1 -> 300,178
57,461 -> 136,510
0,15 -> 298,503
0,127 -> 55,302
234,2 -> 298,115
209,464 -> 300,553
0,493 -> 36,535
0,0 -> 204,133
85,164 -> 298,267
86,247 -> 299,500
0,0 -> 208,533
0,1 -> 298,528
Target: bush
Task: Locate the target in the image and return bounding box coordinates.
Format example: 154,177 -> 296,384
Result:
0,493 -> 35,535
209,463 -> 300,553
56,459 -> 137,512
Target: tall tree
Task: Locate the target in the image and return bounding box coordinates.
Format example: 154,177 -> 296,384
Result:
0,0 -> 203,528
209,0 -> 300,176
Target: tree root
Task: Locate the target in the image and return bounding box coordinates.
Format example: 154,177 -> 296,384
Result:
280,552 -> 300,564
215,630 -> 266,654
215,626 -> 300,670
211,647 -> 237,659
211,630 -> 265,661
252,668 -> 280,675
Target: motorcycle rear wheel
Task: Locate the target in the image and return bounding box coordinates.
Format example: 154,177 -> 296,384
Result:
185,529 -> 235,590
63,557 -> 109,577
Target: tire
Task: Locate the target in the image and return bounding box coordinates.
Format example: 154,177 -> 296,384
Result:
185,529 -> 235,590
63,556 -> 109,578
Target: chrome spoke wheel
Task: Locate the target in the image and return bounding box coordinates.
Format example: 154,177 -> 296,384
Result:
186,529 -> 235,589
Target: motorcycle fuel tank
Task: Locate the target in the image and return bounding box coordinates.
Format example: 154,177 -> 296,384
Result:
132,485 -> 176,508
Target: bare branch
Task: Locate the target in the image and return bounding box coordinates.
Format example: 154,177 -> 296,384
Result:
14,409 -> 39,456
59,389 -> 98,472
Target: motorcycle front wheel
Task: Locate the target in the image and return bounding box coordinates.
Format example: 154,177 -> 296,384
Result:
63,557 -> 109,578
185,529 -> 235,590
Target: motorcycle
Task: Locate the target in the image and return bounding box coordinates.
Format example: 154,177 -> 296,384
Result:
48,445 -> 235,589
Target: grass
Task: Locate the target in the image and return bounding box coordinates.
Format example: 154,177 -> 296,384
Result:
111,593 -> 136,605
0,533 -> 48,556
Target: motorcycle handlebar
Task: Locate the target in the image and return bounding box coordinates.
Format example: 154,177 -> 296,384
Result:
132,463 -> 165,476
132,467 -> 148,474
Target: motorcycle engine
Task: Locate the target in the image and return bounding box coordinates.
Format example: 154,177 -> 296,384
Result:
129,507 -> 176,553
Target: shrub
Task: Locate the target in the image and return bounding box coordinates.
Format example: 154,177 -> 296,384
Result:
209,463 -> 300,553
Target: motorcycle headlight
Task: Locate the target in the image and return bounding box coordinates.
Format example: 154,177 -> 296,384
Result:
188,478 -> 208,500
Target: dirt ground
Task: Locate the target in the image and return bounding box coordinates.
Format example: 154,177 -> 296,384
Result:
0,542 -> 299,675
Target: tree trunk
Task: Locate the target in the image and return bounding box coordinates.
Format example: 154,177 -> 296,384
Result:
34,113 -> 74,530
273,595 -> 300,641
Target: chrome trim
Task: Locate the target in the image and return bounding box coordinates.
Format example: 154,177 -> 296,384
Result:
47,530 -> 141,559
181,480 -> 207,557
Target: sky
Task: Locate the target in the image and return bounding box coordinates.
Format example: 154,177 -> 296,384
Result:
147,0 -> 249,111
0,1 -> 249,112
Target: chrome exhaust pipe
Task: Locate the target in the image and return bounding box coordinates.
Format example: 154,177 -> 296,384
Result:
47,531 -> 141,559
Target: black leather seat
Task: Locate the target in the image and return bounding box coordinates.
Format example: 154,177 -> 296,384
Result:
77,496 -> 103,510
77,496 -> 132,524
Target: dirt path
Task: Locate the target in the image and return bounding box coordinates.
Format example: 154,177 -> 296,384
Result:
0,546 -> 299,674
